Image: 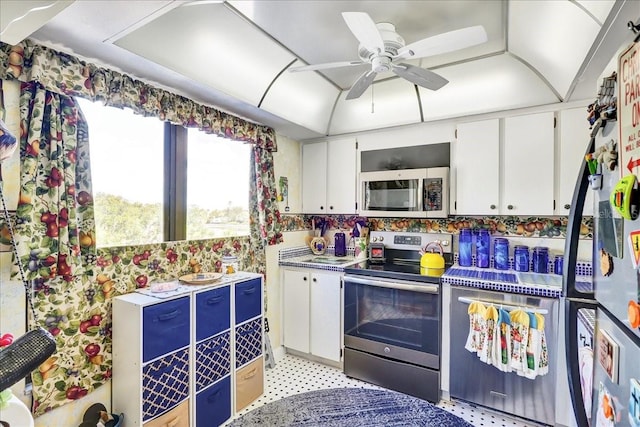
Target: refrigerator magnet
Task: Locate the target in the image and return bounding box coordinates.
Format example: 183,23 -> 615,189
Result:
597,329 -> 620,384
629,231 -> 640,268
597,382 -> 620,427
600,249 -> 614,277
629,379 -> 640,427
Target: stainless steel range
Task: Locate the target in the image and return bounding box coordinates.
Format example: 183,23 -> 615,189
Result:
342,231 -> 452,403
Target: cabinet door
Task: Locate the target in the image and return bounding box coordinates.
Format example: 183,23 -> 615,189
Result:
302,142 -> 328,214
310,272 -> 342,362
557,107 -> 593,216
326,138 -> 356,214
283,270 -> 310,353
456,119 -> 500,215
503,112 -> 555,215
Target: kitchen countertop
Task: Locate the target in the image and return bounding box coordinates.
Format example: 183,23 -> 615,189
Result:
442,264 -> 592,298
279,246 -> 364,272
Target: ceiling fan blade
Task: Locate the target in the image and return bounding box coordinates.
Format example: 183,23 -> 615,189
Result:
289,60 -> 365,73
392,63 -> 449,91
395,25 -> 487,60
342,12 -> 385,53
346,69 -> 377,100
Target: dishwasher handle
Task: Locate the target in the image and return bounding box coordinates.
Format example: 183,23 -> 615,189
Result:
344,275 -> 439,294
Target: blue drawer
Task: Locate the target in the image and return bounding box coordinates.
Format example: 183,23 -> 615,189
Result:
143,296 -> 190,362
196,375 -> 231,427
195,286 -> 230,341
235,278 -> 261,324
195,331 -> 231,392
235,317 -> 262,368
142,348 -> 190,421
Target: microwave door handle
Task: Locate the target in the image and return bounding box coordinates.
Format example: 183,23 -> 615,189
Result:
418,178 -> 424,211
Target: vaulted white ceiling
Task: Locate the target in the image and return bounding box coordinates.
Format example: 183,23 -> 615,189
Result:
1,0 -> 637,141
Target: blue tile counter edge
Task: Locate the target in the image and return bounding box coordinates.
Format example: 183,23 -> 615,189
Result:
442,263 -> 593,299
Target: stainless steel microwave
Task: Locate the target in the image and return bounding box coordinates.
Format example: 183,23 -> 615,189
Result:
359,167 -> 449,218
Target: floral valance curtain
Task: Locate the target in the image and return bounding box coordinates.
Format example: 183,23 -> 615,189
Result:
0,40 -> 277,151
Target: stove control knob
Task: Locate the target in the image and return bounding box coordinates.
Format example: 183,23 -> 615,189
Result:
384,347 -> 390,354
441,240 -> 449,246
379,236 -> 384,242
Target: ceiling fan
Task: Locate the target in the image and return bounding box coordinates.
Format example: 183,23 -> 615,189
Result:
289,12 -> 488,100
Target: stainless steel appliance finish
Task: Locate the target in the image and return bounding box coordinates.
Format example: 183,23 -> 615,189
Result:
343,231 -> 452,403
449,286 -> 559,426
359,167 -> 449,218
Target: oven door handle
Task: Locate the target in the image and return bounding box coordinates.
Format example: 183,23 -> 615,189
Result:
344,276 -> 439,294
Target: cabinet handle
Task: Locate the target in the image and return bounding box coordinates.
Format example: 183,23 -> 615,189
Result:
165,417 -> 180,427
507,204 -> 514,210
312,278 -> 317,282
242,287 -> 256,295
320,206 -> 324,210
329,206 -> 334,210
303,277 -> 307,281
564,204 -> 570,209
157,310 -> 180,321
206,388 -> 222,403
490,204 -> 496,210
206,295 -> 223,305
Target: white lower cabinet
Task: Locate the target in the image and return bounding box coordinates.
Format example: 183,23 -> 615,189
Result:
282,269 -> 342,363
113,274 -> 263,427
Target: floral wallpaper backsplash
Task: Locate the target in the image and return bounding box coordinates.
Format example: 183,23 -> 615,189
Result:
280,214 -> 593,239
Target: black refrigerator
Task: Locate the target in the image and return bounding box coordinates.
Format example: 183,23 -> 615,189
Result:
564,17 -> 640,427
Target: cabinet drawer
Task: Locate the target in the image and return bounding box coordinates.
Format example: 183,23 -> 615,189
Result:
235,278 -> 261,324
143,297 -> 190,362
142,348 -> 190,421
195,286 -> 230,340
235,318 -> 262,368
235,357 -> 264,412
195,331 -> 231,392
196,376 -> 231,427
143,399 -> 189,427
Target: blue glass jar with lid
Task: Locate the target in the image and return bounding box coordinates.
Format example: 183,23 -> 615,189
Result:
458,228 -> 473,267
476,229 -> 490,268
494,238 -> 510,270
514,245 -> 530,272
532,246 -> 549,273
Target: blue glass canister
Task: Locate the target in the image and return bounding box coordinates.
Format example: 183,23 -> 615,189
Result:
532,247 -> 549,273
514,245 -> 530,272
458,228 -> 473,267
554,255 -> 564,275
476,229 -> 490,268
494,238 -> 510,270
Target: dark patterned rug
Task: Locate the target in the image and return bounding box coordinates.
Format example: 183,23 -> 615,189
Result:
228,387 -> 473,426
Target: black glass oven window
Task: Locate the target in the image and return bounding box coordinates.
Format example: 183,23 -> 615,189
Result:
344,281 -> 439,356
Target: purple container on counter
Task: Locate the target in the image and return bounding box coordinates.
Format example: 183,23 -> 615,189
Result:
476,229 -> 490,268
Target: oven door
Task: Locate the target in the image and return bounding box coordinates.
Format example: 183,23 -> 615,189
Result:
344,275 -> 440,369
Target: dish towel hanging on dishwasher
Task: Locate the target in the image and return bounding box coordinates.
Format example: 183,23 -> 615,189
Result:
464,301 -> 487,355
479,305 -> 498,365
494,307 -> 512,372
509,308 -> 530,373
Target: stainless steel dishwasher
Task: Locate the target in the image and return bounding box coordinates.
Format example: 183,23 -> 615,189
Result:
449,286 -> 559,426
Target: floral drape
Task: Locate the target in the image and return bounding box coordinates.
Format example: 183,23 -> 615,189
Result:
16,82 -> 103,415
0,39 -> 283,415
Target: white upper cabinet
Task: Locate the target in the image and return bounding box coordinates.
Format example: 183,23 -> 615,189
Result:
557,107 -> 593,216
302,139 -> 357,214
503,112 -> 555,215
455,119 -> 500,215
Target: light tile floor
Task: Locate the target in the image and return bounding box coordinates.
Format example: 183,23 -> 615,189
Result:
228,354 -> 542,427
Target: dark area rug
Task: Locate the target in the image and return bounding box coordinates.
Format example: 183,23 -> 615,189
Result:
228,387 -> 473,426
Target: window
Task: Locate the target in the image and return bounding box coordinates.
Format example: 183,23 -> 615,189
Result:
77,98 -> 251,247
186,129 -> 251,239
